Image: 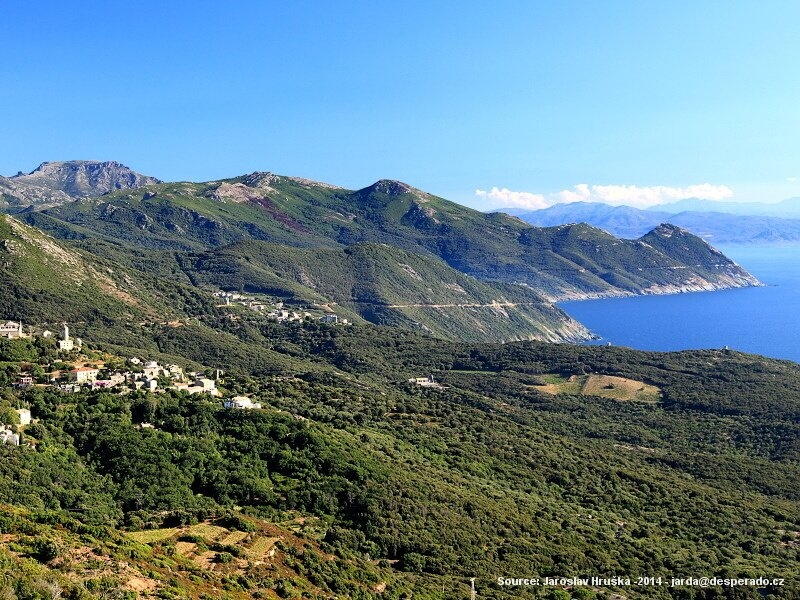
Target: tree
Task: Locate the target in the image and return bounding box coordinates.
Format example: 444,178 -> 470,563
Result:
0,406 -> 19,426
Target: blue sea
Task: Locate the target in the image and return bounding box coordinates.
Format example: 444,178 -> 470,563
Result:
558,245 -> 800,363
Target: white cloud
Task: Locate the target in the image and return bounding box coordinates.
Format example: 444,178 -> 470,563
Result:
475,183 -> 734,210
787,176 -> 797,182
474,187 -> 549,210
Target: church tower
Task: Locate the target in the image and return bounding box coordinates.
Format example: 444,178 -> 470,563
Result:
58,323 -> 74,352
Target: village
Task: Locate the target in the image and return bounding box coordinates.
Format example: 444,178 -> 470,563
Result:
210,290 -> 349,325
0,319 -> 267,445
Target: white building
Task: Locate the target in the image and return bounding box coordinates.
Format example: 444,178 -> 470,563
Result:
142,361 -> 163,380
15,376 -> 33,388
0,321 -> 26,339
92,373 -> 125,389
186,377 -> 220,396
69,367 -> 99,383
58,324 -> 81,352
195,378 -> 216,391
408,375 -> 441,387
57,384 -> 81,394
0,429 -> 20,446
224,396 -> 262,410
165,364 -> 185,379
16,409 -> 31,426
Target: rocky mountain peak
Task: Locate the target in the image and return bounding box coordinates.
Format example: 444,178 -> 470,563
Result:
241,172 -> 280,189
14,160 -> 161,197
650,223 -> 688,237
0,160 -> 161,211
368,180 -> 416,196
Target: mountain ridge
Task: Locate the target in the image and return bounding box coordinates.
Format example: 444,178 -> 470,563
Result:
14,164 -> 761,302
0,159 -> 764,343
651,196 -> 800,217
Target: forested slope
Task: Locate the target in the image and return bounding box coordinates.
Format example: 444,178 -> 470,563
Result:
1,321 -> 797,599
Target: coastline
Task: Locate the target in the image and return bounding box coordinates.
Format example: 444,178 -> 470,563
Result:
556,247 -> 799,363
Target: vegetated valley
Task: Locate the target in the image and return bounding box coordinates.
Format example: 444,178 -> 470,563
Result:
0,162 -> 796,599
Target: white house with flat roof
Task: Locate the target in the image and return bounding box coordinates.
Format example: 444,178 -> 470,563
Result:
69,367 -> 99,383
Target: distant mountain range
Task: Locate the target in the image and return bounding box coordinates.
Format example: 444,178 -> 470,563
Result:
501,201 -> 800,244
653,196 -> 800,218
0,160 -> 762,343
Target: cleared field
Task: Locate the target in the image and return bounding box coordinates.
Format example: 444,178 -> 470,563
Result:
219,531 -> 249,545
532,373 -> 660,402
581,374 -> 661,402
185,523 -> 228,541
530,374 -> 583,395
248,536 -> 281,559
126,528 -> 180,544
125,522 -> 283,569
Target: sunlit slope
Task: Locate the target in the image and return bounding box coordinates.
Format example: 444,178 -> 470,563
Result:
27,172 -> 760,300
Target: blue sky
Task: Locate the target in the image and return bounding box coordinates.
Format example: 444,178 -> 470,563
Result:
2,1 -> 799,210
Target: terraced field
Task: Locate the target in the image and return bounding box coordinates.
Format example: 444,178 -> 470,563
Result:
125,520 -> 285,571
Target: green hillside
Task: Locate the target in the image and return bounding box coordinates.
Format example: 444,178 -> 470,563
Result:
0,503 -> 401,599
25,172 -> 760,301
0,214 -> 262,356
176,240 -> 590,343
0,319 -> 798,599
0,209 -> 795,597
3,166 -> 792,598
0,212 -> 590,344
0,214 -> 185,325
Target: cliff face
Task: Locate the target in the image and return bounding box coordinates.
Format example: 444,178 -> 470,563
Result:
0,160 -> 160,211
